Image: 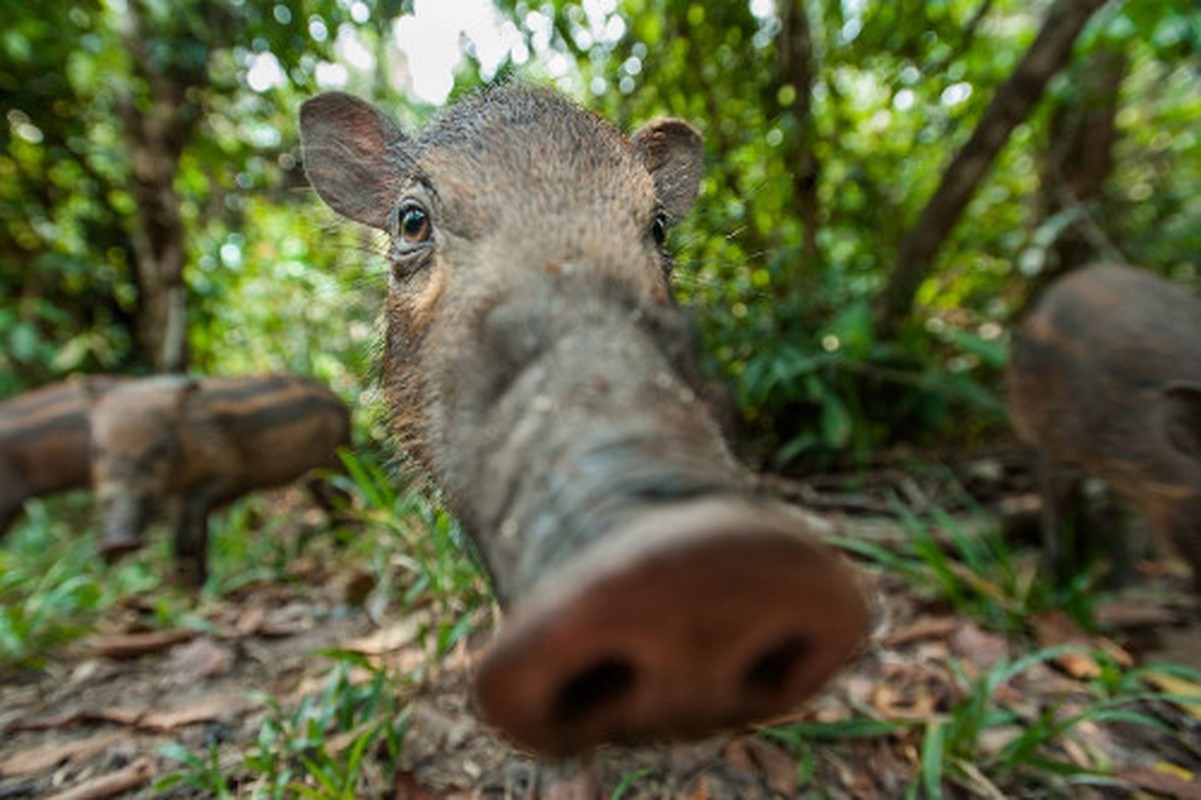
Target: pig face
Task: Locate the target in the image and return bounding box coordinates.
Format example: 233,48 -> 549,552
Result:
88,378 -> 190,552
299,87 -> 703,465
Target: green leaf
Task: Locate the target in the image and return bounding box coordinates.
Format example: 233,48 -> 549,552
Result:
819,393 -> 853,449
940,327 -> 1009,369
921,721 -> 946,800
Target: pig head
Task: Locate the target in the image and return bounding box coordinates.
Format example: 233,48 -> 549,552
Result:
301,85 -> 867,754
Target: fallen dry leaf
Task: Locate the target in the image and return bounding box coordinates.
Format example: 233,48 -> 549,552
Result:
878,616 -> 958,647
1115,766 -> 1201,800
234,606 -> 267,636
871,680 -> 941,721
163,636 -> 231,680
257,602 -> 314,637
87,629 -> 197,660
0,730 -> 128,776
342,613 -> 429,656
7,710 -> 89,732
1143,669 -> 1201,720
44,757 -> 154,800
8,706 -> 146,733
949,620 -> 1010,672
680,774 -> 709,800
393,768 -> 453,800
537,761 -> 603,800
1031,610 -> 1133,679
137,692 -> 254,730
721,735 -> 797,796
1095,597 -> 1184,629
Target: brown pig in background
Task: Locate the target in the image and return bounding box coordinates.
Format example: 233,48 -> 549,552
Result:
88,373 -> 352,587
0,376 -> 125,537
1006,263 -> 1201,589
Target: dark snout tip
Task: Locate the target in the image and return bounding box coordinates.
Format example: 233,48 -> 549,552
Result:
472,499 -> 868,756
99,531 -> 145,563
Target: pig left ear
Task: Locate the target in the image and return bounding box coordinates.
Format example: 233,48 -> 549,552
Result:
631,119 -> 703,225
1159,380 -> 1201,460
300,92 -> 411,231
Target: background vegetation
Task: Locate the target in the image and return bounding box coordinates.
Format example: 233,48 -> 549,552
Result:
3,0 -> 1196,469
2,2 -> 1200,796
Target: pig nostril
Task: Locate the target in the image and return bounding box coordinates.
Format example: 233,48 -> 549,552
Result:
551,657 -> 637,724
742,635 -> 811,696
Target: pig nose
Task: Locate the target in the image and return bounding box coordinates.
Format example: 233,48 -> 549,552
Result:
473,498 -> 867,755
99,530 -> 144,561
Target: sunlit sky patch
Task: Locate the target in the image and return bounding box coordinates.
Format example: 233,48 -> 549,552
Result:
249,1 -> 786,105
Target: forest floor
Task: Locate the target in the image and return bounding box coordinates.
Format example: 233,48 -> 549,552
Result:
1,456 -> 1200,799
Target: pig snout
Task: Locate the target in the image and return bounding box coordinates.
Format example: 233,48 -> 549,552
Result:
97,490 -> 151,560
475,498 -> 866,755
459,301 -> 867,754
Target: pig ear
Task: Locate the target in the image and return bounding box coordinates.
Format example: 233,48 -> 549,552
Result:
173,376 -> 200,413
80,376 -> 108,407
300,92 -> 411,230
631,118 -> 704,225
1159,381 -> 1201,460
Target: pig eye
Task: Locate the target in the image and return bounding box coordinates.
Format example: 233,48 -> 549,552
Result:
651,211 -> 667,248
398,204 -> 432,245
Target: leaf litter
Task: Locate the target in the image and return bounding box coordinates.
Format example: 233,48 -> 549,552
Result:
2,465 -> 1201,798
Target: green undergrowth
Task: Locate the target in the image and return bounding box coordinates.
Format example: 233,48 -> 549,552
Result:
4,456 -> 1197,797
831,490 -> 1101,633
767,490 -> 1199,797
762,650 -> 1199,797
156,651 -> 411,798
1,447 -> 491,796
153,449 -> 490,796
0,494 -> 161,670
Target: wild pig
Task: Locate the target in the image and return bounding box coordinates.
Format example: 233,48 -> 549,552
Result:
300,85 -> 868,755
1006,263 -> 1201,587
88,374 -> 352,586
0,376 -> 125,537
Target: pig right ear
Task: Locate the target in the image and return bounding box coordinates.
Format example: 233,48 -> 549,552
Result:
631,119 -> 704,225
300,92 -> 411,231
1159,381 -> 1201,460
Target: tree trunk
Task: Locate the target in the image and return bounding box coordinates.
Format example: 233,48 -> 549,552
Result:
118,0 -> 205,373
777,0 -> 820,275
1035,44 -> 1126,285
874,0 -> 1112,338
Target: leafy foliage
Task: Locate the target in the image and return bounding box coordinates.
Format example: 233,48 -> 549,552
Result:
2,0 -> 1197,463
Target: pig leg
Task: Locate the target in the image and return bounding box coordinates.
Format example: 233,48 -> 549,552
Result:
1036,452 -> 1087,586
305,474 -> 353,521
1095,490 -> 1138,588
173,494 -> 211,588
0,502 -> 20,539
1,475 -> 34,539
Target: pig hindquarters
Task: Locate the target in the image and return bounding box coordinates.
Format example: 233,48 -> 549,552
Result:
0,376 -> 124,537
